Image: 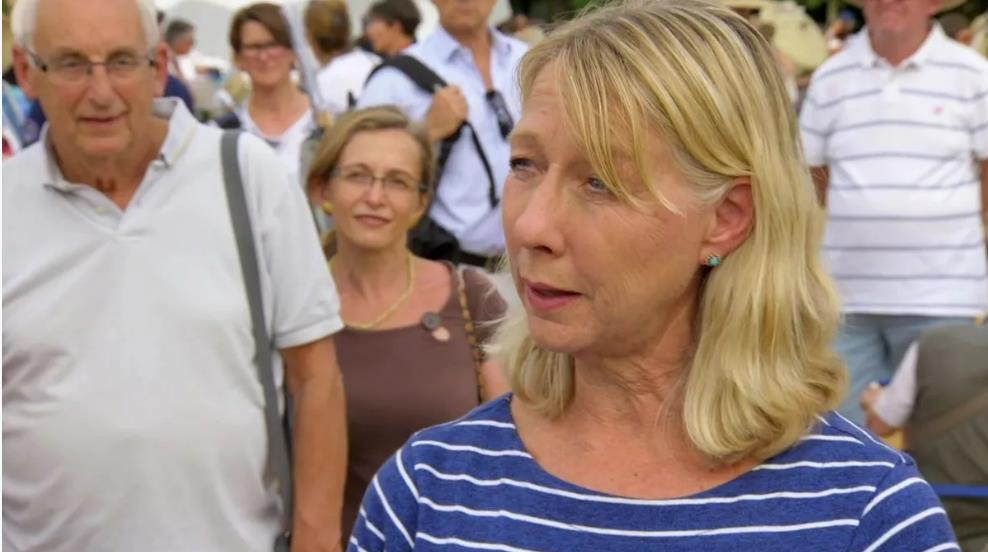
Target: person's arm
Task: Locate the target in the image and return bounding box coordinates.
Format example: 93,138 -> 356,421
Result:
860,342 -> 919,437
283,337 -> 347,552
239,134 -> 348,550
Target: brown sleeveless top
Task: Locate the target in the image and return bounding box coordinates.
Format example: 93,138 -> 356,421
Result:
334,263 -> 506,542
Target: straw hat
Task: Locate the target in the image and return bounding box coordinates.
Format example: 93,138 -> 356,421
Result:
725,0 -> 828,70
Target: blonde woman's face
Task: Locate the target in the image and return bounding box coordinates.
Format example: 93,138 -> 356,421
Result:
323,129 -> 427,252
502,66 -> 711,358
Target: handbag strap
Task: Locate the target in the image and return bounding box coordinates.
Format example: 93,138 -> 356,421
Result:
456,267 -> 486,403
220,131 -> 294,548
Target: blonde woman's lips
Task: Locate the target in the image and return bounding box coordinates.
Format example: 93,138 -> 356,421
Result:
522,279 -> 580,312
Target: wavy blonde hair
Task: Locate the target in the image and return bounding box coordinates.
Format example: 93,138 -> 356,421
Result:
493,0 -> 846,464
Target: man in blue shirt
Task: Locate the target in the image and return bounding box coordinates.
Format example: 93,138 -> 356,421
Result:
358,0 -> 527,265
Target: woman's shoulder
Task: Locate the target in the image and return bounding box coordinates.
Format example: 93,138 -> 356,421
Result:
764,410 -> 922,489
403,393 -> 518,454
758,411 -> 956,549
384,394 -> 526,478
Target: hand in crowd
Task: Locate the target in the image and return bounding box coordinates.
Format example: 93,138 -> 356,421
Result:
859,382 -> 896,437
426,85 -> 469,142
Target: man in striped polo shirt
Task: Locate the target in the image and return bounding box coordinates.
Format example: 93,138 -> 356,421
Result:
800,0 -> 988,425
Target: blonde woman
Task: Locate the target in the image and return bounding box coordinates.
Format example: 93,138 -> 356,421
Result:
347,1 -> 957,550
306,106 -> 510,544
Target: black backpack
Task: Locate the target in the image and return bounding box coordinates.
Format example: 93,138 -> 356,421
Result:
365,55 -> 499,263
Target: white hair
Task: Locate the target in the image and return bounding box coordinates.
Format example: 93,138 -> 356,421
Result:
12,0 -> 161,51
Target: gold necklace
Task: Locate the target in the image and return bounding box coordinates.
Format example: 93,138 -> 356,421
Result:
331,252 -> 416,330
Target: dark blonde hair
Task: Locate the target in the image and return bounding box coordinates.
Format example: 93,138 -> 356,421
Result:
229,2 -> 293,53
307,106 -> 435,199
308,106 -> 436,256
305,0 -> 351,58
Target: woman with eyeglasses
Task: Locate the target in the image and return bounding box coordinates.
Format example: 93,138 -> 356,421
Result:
221,2 -> 315,187
306,106 -> 510,545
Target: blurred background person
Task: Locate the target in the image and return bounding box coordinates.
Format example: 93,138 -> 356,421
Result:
164,18 -> 197,83
307,0 -> 379,116
824,9 -> 858,55
861,324 -> 988,552
940,12 -> 974,46
157,12 -> 196,114
350,1 -> 956,549
363,0 -> 421,57
307,106 -> 509,545
358,0 -> 529,266
800,0 -> 987,426
221,2 -> 316,188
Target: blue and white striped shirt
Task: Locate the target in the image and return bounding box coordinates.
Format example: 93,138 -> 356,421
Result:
349,395 -> 956,551
800,26 -> 988,318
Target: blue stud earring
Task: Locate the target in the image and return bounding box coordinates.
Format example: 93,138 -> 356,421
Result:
705,254 -> 722,267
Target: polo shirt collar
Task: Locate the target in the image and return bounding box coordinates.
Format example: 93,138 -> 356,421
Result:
430,25 -> 513,63
856,23 -> 947,70
41,98 -> 197,191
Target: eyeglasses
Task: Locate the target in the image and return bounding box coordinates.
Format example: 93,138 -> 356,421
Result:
239,41 -> 288,58
27,49 -> 155,85
331,168 -> 423,196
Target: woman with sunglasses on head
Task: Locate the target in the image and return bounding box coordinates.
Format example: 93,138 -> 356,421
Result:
307,106 -> 510,545
223,2 -> 315,187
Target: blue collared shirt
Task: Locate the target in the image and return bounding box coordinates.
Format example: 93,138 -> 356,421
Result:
358,26 -> 528,256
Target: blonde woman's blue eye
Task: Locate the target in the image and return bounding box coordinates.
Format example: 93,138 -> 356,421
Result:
586,177 -> 610,194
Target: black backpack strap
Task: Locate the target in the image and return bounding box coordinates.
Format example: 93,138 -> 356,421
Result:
366,54 -> 447,93
366,55 -> 499,208
214,111 -> 242,130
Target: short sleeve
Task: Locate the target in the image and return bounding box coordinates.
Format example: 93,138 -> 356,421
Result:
238,135 -> 344,349
799,76 -> 835,167
462,268 -> 507,346
347,447 -> 420,551
847,459 -> 957,551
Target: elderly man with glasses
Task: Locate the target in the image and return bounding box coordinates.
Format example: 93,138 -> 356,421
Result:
2,0 -> 348,551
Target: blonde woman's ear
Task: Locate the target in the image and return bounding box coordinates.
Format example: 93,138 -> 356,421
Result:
702,177 -> 754,259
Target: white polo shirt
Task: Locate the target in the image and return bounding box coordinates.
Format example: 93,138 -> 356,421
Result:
358,27 -> 527,256
800,26 -> 988,317
2,100 -> 343,551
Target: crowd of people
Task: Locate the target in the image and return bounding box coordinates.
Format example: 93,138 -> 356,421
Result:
2,0 -> 986,550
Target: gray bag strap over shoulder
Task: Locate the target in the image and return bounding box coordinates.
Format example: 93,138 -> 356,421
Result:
220,131 -> 293,552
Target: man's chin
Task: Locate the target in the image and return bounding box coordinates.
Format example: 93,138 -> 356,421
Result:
74,136 -> 132,160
